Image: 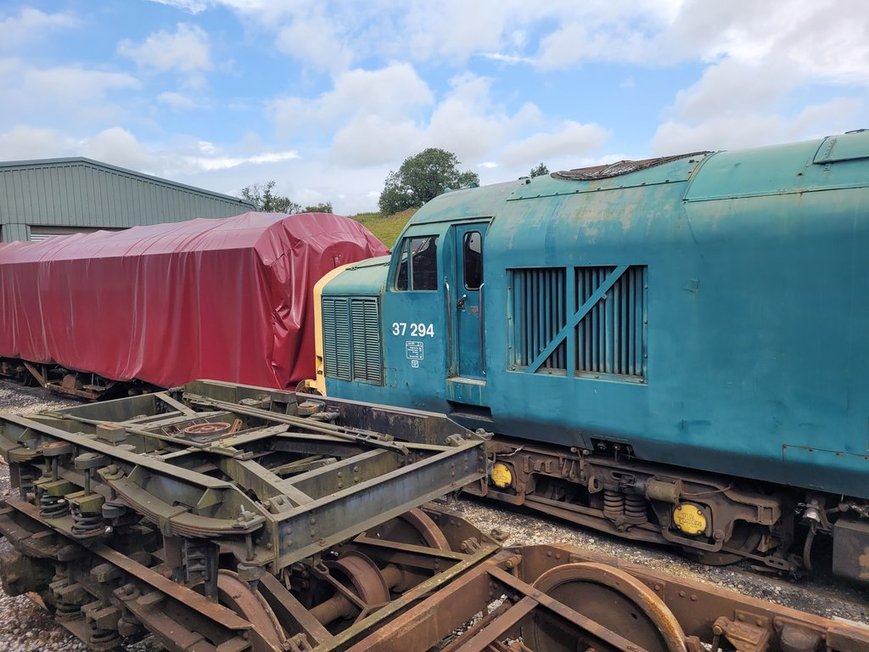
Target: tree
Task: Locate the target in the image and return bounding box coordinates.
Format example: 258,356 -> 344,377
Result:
378,148 -> 479,215
529,163 -> 549,178
240,180 -> 301,214
303,202 -> 333,213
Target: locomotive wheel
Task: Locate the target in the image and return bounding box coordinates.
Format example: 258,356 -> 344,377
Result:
309,551 -> 392,627
376,508 -> 451,551
327,551 -> 391,608
529,562 -> 687,652
216,570 -> 285,648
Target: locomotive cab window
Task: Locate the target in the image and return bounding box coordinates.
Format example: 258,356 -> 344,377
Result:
395,235 -> 438,291
463,231 -> 483,289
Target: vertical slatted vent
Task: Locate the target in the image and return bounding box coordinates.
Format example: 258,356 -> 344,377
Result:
322,296 -> 383,384
510,268 -> 567,371
575,266 -> 646,380
322,298 -> 351,380
350,298 -> 383,383
510,265 -> 646,382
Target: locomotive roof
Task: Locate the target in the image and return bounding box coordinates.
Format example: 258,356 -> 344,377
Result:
406,131 -> 869,229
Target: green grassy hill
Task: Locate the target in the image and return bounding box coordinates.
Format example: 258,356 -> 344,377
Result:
351,208 -> 414,249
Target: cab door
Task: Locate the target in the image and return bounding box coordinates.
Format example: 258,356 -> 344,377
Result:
448,223 -> 488,379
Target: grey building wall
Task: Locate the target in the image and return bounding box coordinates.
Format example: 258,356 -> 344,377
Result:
0,158 -> 255,242
1,223 -> 29,242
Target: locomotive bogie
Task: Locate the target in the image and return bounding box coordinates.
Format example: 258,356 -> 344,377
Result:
468,440 -> 794,569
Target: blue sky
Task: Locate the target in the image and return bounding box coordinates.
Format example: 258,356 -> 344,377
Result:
1,1 -> 867,214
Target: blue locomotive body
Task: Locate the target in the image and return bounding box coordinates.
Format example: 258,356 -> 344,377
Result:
316,132 -> 869,578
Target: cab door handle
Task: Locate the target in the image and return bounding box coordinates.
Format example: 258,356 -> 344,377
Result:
457,294 -> 467,309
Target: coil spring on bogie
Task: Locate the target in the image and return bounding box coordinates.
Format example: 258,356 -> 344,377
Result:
89,625 -> 119,647
603,490 -> 624,520
40,493 -> 70,518
71,505 -> 104,536
18,469 -> 37,496
624,493 -> 649,525
55,601 -> 81,621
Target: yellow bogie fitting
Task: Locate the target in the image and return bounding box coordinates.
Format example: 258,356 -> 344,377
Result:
491,462 -> 513,489
672,503 -> 707,536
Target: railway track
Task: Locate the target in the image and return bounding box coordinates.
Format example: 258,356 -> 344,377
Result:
0,380 -> 866,651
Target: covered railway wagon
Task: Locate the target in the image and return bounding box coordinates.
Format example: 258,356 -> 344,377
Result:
313,131 -> 869,582
0,212 -> 387,397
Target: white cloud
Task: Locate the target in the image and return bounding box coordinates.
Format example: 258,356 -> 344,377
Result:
652,115 -> 782,155
132,0 -> 869,88
147,0 -> 209,13
0,126 -> 76,160
501,121 -> 610,166
0,58 -> 140,127
182,149 -> 300,172
668,59 -> 799,123
24,66 -> 139,99
664,0 -> 869,83
478,52 -> 534,65
536,20 -> 656,69
0,7 -> 78,49
330,115 -> 422,167
394,0 -> 523,63
647,1 -> 869,155
271,63 -> 433,139
158,91 -> 199,110
275,10 -> 353,73
425,74 -> 524,160
787,98 -> 863,139
424,74 -> 548,164
271,62 -> 607,180
0,126 -> 156,171
81,127 -> 157,172
118,23 -> 212,74
652,98 -> 863,154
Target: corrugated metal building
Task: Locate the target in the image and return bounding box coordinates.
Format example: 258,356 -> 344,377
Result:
0,157 -> 254,242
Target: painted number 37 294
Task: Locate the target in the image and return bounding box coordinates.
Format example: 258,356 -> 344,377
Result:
391,322 -> 435,337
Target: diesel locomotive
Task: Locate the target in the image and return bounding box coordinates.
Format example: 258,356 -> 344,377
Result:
311,130 -> 869,582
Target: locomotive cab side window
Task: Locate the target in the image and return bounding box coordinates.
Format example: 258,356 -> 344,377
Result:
463,231 -> 483,289
395,236 -> 438,291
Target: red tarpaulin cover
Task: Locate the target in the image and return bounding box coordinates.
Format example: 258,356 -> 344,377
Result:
0,212 -> 388,389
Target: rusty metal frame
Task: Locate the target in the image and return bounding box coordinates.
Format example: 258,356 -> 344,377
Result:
343,543 -> 869,652
0,381 -> 486,573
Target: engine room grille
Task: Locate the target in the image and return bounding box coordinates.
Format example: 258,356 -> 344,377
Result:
510,268 -> 568,371
575,266 -> 646,378
509,265 -> 647,381
322,297 -> 383,384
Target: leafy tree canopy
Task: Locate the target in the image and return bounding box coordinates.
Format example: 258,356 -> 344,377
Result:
378,148 -> 479,215
240,180 -> 301,214
529,163 -> 550,178
303,202 -> 333,213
